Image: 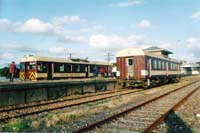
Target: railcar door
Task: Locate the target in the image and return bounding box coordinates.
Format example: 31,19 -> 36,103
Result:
85,65 -> 89,78
47,63 -> 53,79
126,58 -> 134,79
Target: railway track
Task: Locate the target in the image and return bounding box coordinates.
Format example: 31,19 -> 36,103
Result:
75,80 -> 200,133
0,89 -> 126,112
0,88 -> 143,123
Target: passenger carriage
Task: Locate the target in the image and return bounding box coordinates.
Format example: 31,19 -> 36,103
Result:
116,47 -> 181,88
19,55 -> 112,80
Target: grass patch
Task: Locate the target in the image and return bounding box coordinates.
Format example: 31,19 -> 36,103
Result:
0,119 -> 29,132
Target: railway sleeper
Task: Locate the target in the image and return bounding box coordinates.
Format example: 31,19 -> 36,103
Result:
102,128 -> 139,133
106,122 -> 147,131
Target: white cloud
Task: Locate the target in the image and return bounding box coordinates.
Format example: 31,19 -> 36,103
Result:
48,47 -> 67,54
185,37 -> 200,61
0,53 -> 15,60
93,25 -> 105,32
52,16 -> 87,26
191,11 -> 200,21
0,19 -> 11,25
57,35 -> 85,44
0,19 -> 13,31
137,19 -> 151,28
111,0 -> 142,7
89,34 -> 145,50
80,25 -> 105,33
186,37 -> 200,48
15,18 -> 53,33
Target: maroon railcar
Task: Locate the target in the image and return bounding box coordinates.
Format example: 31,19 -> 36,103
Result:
116,47 -> 181,88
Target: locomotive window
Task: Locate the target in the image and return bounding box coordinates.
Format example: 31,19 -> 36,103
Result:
128,58 -> 133,66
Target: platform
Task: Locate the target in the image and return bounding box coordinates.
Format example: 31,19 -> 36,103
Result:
0,78 -> 117,107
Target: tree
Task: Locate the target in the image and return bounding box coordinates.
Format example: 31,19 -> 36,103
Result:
0,67 -> 9,78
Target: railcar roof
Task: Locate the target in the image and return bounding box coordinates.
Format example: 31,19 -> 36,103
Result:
143,46 -> 173,54
116,48 -> 180,63
20,55 -> 112,66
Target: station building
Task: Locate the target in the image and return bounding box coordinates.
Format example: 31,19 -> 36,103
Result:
181,63 -> 200,75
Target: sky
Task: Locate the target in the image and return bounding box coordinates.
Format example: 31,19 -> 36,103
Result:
1,0 -> 200,67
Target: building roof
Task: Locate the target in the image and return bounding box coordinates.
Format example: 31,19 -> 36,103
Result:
181,63 -> 200,68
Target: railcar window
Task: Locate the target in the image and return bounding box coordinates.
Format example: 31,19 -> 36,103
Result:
73,64 -> 80,72
65,64 -> 72,72
80,65 -> 86,72
29,63 -> 36,70
60,64 -> 64,72
37,63 -> 42,71
20,63 -> 25,70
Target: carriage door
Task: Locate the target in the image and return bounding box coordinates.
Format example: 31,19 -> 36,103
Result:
47,63 -> 53,79
127,57 -> 134,79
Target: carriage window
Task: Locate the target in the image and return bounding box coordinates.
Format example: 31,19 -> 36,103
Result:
128,58 -> 133,66
158,60 -> 161,69
153,59 -> 157,69
162,61 -> 165,70
170,63 -> 173,70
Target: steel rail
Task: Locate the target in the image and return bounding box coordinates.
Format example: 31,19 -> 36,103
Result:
0,89 -> 142,123
0,89 -> 126,113
143,87 -> 199,133
74,80 -> 199,133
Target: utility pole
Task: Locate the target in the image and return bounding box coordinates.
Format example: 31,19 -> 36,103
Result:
105,52 -> 114,64
69,53 -> 72,59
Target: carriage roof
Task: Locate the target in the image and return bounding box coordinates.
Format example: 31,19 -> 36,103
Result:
116,48 -> 180,63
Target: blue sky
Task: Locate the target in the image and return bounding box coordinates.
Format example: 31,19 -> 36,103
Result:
1,0 -> 200,67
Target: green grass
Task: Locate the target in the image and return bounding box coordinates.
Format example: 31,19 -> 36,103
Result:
0,119 -> 29,132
